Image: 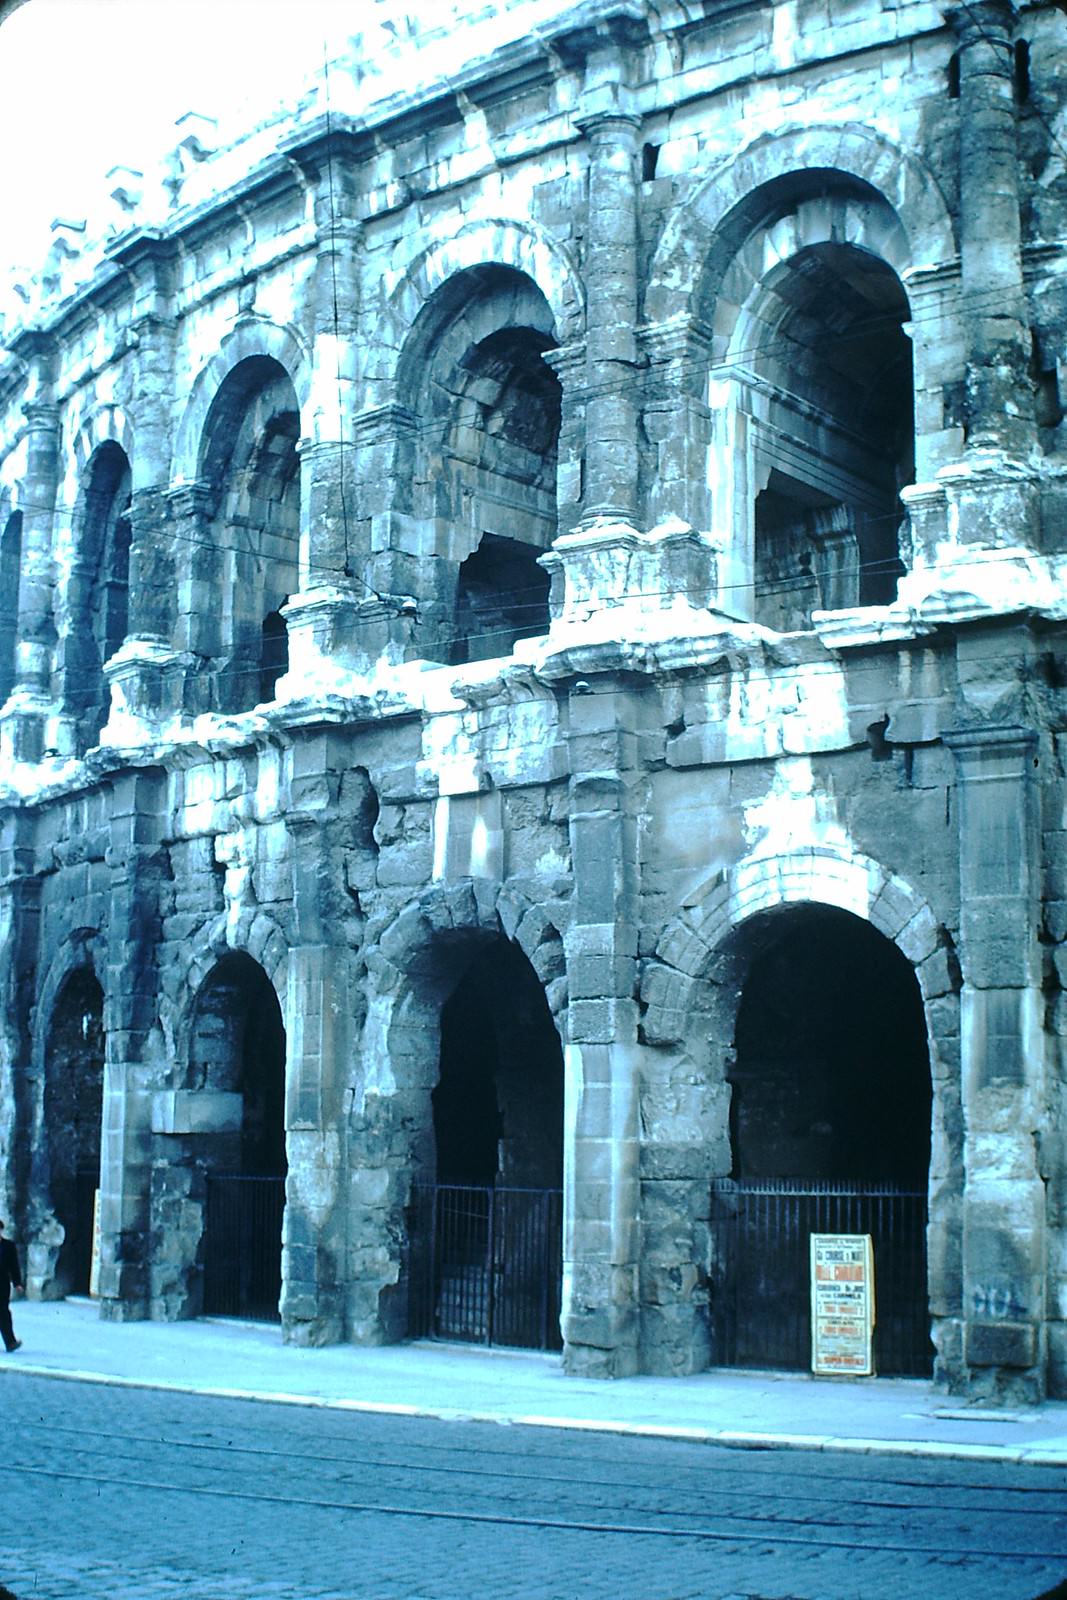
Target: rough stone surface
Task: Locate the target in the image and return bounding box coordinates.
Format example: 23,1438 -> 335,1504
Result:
0,0 -> 1066,1401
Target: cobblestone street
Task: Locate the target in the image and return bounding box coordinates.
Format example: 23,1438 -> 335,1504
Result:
2,1375 -> 1065,1600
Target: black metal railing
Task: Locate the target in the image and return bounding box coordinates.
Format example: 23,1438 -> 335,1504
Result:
407,1183 -> 563,1352
203,1173 -> 285,1322
709,1178 -> 932,1376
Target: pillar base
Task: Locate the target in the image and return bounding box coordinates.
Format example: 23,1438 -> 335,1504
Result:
0,688 -> 62,764
278,585 -> 416,695
101,636 -> 190,746
561,1259 -> 640,1378
541,517 -> 721,629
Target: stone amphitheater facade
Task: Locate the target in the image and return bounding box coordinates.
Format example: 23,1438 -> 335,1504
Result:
1,0 -> 1066,1402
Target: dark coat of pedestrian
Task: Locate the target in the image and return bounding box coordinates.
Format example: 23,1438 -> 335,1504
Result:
0,1218 -> 23,1353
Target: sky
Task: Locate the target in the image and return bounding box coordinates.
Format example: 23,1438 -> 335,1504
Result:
0,0 -> 354,273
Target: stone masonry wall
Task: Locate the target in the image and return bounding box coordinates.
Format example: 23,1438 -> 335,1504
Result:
0,0 -> 1065,1401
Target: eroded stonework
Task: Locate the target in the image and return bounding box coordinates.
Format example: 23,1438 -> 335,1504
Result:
1,0 -> 1066,1402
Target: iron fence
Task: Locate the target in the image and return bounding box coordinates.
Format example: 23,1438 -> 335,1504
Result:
709,1178 -> 932,1376
407,1183 -> 563,1351
203,1173 -> 285,1322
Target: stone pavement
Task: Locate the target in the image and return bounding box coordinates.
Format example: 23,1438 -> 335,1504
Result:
5,1296 -> 1067,1467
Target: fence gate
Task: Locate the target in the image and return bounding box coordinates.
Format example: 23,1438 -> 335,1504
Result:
709,1178 -> 932,1376
407,1184 -> 563,1351
204,1174 -> 285,1321
71,1169 -> 99,1295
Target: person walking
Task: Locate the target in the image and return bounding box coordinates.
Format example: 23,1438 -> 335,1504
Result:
0,1218 -> 24,1352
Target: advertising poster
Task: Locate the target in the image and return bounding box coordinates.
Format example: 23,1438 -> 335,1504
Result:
810,1233 -> 875,1376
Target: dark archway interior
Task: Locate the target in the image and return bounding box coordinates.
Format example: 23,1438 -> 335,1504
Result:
752,242 -> 913,629
194,356 -> 300,713
433,938 -> 563,1189
71,442 -> 131,747
44,968 -> 104,1295
192,954 -> 286,1321
396,267 -> 560,665
716,905 -> 933,1376
191,952 -> 287,1176
451,532 -> 551,665
731,904 -> 930,1182
259,608 -> 289,704
0,509 -> 21,705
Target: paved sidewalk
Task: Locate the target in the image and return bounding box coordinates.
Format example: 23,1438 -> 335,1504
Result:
4,1296 -> 1067,1466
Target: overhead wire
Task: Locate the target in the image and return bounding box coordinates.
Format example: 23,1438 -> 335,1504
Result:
0,17 -> 1062,705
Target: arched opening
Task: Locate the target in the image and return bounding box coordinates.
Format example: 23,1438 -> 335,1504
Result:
433,939 -> 563,1190
408,934 -> 564,1349
747,243 -> 913,628
0,509 -> 22,704
64,442 -> 131,746
395,267 -> 560,664
259,607 -> 288,702
190,953 -> 287,1320
43,969 -> 104,1296
712,905 -> 932,1375
191,357 -> 300,713
451,532 -> 552,666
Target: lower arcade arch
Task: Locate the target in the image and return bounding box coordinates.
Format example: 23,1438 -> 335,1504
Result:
43,968 -> 105,1296
405,933 -> 564,1350
183,953 -> 287,1320
712,903 -> 933,1376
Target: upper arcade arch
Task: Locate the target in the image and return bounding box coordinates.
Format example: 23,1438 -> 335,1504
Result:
377,261 -> 564,664
642,130 -> 955,623
170,320 -> 312,487
723,227 -> 915,624
59,438 -> 132,748
644,122 -> 956,331
179,351 -> 302,712
364,216 -> 585,398
69,405 -> 136,485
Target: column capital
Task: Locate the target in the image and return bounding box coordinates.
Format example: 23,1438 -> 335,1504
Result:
541,340 -> 587,382
944,0 -> 1016,47
21,401 -> 59,433
943,723 -> 1037,764
638,316 -> 715,368
576,106 -> 642,139
350,404 -> 417,447
163,478 -> 213,518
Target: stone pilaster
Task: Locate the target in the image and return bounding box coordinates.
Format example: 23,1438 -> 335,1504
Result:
640,318 -> 716,560
542,341 -> 586,541
1,335 -> 59,764
114,234 -> 179,643
126,487 -> 175,643
281,729 -> 354,1344
894,4 -> 1040,616
299,143 -> 362,586
97,770 -> 167,1322
0,809 -> 40,1235
166,479 -> 217,711
577,58 -> 641,529
540,519 -> 718,641
947,0 -> 1034,458
944,725 -> 1047,1401
562,682 -> 642,1376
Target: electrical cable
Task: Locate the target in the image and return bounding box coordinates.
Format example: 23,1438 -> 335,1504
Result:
0,21 -> 1063,708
